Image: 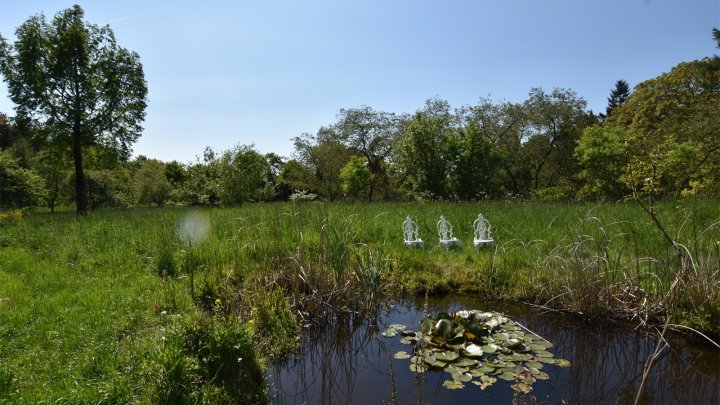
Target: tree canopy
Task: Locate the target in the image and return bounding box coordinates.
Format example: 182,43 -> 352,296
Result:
0,22 -> 718,210
0,4 -> 147,215
605,57 -> 720,198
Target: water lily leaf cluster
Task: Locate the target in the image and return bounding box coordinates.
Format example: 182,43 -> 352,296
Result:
384,310 -> 571,392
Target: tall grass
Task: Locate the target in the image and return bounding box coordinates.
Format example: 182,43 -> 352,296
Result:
1,200 -> 719,402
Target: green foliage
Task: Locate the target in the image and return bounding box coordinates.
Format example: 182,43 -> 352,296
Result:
84,169 -> 129,209
609,58 -> 720,198
293,129 -> 353,200
395,102 -> 454,198
31,148 -> 70,211
0,5 -> 147,215
522,87 -> 591,196
134,159 -> 172,207
575,125 -> 631,200
340,155 -> 372,199
0,150 -> 45,208
218,144 -> 268,205
262,152 -> 286,201
605,79 -> 631,118
164,160 -> 188,186
249,287 -> 300,359
334,106 -> 400,200
150,310 -> 265,403
0,113 -> 18,150
453,120 -> 503,200
278,159 -> 315,195
182,147 -> 222,206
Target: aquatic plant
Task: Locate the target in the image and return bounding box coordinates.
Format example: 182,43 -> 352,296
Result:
386,309 -> 571,393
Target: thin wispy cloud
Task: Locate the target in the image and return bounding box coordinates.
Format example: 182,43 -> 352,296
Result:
101,8 -> 166,26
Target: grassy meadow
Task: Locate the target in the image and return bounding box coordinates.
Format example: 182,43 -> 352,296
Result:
1,200 -> 719,402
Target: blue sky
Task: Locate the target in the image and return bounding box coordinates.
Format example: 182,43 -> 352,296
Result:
0,0 -> 718,163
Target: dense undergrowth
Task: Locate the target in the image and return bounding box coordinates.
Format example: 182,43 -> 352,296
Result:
1,200 -> 719,402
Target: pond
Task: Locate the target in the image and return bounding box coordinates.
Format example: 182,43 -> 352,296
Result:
268,295 -> 720,404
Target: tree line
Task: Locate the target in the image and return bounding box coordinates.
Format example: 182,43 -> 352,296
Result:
1,6 -> 718,211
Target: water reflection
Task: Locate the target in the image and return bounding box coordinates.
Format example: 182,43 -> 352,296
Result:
269,296 -> 720,404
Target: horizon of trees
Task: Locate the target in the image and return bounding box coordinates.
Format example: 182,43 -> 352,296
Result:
1,28 -> 719,211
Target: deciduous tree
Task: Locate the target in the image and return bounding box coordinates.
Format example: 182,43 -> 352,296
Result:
134,159 -> 172,207
394,100 -> 453,199
340,155 -> 372,200
292,128 -> 352,200
217,145 -> 268,205
522,87 -> 591,199
608,58 -> 720,197
575,125 -> 631,200
0,5 -> 147,215
334,106 -> 399,200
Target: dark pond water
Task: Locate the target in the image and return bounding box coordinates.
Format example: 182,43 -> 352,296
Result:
268,296 -> 720,404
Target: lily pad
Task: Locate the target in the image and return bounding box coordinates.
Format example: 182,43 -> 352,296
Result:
392,308 -> 568,394
394,351 -> 411,360
435,351 -> 459,363
480,364 -> 495,374
511,382 -> 533,394
443,380 -> 464,390
472,375 -> 496,390
511,352 -> 529,361
516,368 -> 536,383
487,359 -> 506,368
498,370 -> 516,381
537,357 -> 556,365
452,371 -> 473,382
468,368 -> 486,378
444,365 -> 469,374
486,318 -> 501,329
481,343 -> 498,353
423,353 -> 446,368
446,336 -> 466,349
400,336 -> 416,345
528,341 -> 553,351
526,361 -> 543,370
421,318 -> 434,334
381,330 -> 397,337
555,358 -> 572,368
465,343 -> 484,357
454,357 -> 478,367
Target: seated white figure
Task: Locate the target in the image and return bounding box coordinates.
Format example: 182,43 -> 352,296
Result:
402,215 -> 424,248
437,215 -> 461,249
472,213 -> 495,249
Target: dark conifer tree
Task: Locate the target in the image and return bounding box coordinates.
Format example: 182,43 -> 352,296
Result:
605,80 -> 630,118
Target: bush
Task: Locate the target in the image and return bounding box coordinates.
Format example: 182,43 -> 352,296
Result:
0,151 -> 46,209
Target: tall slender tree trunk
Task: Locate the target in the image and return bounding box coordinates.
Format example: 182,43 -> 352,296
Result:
72,124 -> 87,216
